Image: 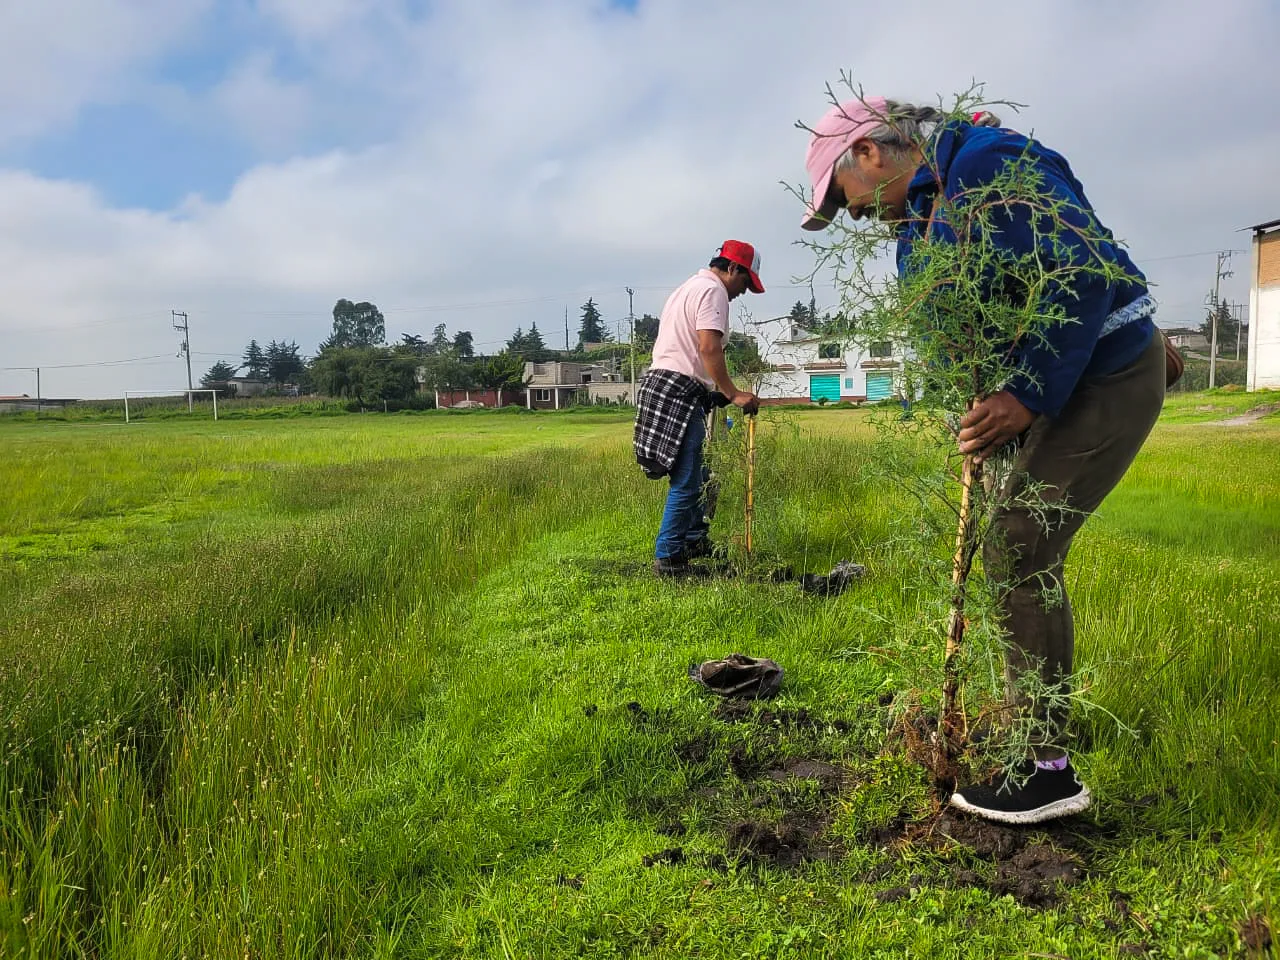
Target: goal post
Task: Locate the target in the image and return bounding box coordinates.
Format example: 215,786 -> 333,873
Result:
122,389 -> 219,423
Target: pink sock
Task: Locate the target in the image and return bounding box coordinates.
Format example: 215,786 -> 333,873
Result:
1035,755 -> 1069,771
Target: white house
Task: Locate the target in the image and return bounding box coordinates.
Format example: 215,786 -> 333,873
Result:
749,317 -> 902,404
1247,218 -> 1280,391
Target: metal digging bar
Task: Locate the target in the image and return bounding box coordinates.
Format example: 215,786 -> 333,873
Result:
745,414 -> 756,556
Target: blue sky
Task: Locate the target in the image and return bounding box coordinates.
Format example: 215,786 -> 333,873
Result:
1,0 -> 1277,398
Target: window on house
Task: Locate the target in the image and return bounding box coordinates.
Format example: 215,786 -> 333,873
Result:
844,378 -> 853,389
869,341 -> 893,358
818,342 -> 841,360
534,389 -> 552,402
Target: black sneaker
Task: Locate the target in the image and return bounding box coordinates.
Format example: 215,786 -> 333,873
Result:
653,555 -> 707,579
950,759 -> 1092,825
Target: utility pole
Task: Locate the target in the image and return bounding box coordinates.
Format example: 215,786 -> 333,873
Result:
34,367 -> 40,418
1234,302 -> 1244,362
564,307 -> 570,352
172,310 -> 192,410
625,286 -> 636,404
1208,252 -> 1233,389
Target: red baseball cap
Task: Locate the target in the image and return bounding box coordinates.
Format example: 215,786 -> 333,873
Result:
717,240 -> 764,293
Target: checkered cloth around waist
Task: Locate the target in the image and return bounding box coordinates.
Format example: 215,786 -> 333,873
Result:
633,369 -> 709,477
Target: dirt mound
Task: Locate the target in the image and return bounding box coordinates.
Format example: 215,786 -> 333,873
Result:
1200,402 -> 1280,426
642,697 -> 1092,908
712,700 -> 852,734
893,813 -> 1089,907
1239,914 -> 1272,953
726,812 -> 842,868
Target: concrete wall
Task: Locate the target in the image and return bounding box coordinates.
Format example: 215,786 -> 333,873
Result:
1248,230 -> 1280,391
586,382 -> 634,404
434,388 -> 522,408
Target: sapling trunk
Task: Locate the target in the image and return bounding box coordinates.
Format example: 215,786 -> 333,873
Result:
937,416 -> 983,792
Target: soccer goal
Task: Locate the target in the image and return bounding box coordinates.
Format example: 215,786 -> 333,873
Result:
122,389 -> 220,423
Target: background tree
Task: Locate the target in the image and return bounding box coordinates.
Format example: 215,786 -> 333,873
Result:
429,323 -> 452,356
634,313 -> 660,349
1199,301 -> 1244,358
418,353 -> 476,404
525,322 -> 549,358
453,330 -> 475,358
507,323 -> 553,362
200,361 -> 239,395
577,298 -> 611,348
309,346 -> 416,404
724,332 -> 765,389
400,333 -> 427,354
474,353 -> 528,400
265,341 -> 305,385
329,299 -> 386,347
242,341 -> 267,379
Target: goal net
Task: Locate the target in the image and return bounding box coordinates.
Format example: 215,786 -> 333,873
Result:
122,389 -> 221,423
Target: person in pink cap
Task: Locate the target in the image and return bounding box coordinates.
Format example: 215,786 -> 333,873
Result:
634,241 -> 763,577
801,97 -> 1165,825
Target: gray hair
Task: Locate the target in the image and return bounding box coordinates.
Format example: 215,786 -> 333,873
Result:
834,100 -> 1002,174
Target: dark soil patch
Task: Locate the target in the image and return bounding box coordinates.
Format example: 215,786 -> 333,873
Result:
931,813 -> 1027,859
726,813 -> 839,869
874,885 -> 912,904
641,847 -> 729,872
879,813 -> 1088,907
1117,944 -> 1153,957
555,873 -> 585,889
712,700 -> 852,734
656,819 -> 687,838
987,843 -> 1083,907
765,758 -> 845,793
1240,914 -> 1272,954
860,817 -> 909,850
675,735 -> 713,765
642,847 -> 686,867
624,700 -> 673,730
728,744 -> 778,780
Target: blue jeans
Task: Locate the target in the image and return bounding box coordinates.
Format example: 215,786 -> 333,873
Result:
655,411 -> 710,559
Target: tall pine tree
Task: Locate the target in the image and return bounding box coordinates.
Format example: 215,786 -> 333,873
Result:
242,340 -> 267,379
577,298 -> 611,349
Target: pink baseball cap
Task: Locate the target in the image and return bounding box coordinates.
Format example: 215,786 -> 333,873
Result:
801,95 -> 889,231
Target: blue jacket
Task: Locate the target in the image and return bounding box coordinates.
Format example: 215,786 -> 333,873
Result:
896,123 -> 1153,418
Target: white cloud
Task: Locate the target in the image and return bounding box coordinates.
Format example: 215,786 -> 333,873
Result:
0,0 -> 212,145
1,0 -> 1278,397
211,52 -> 314,152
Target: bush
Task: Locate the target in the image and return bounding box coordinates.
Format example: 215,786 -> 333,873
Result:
1169,357 -> 1247,392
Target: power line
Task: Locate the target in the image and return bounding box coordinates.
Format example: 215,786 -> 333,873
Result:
0,246 -> 1242,337
0,354 -> 173,371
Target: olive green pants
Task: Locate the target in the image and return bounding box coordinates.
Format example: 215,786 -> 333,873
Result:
984,330 -> 1165,751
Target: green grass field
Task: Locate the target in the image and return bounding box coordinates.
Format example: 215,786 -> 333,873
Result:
1,393 -> 1277,958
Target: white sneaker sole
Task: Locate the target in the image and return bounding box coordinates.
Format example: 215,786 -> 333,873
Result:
949,785 -> 1092,825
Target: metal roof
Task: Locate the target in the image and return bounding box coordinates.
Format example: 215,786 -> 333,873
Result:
1246,218 -> 1280,233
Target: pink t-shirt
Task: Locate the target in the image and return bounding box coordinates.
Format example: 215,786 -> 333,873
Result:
650,269 -> 729,387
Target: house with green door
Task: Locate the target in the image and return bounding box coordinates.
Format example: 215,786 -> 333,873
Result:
747,317 -> 902,405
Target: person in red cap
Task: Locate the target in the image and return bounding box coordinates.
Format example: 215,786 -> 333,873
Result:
634,241 -> 763,577
801,97 -> 1165,825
